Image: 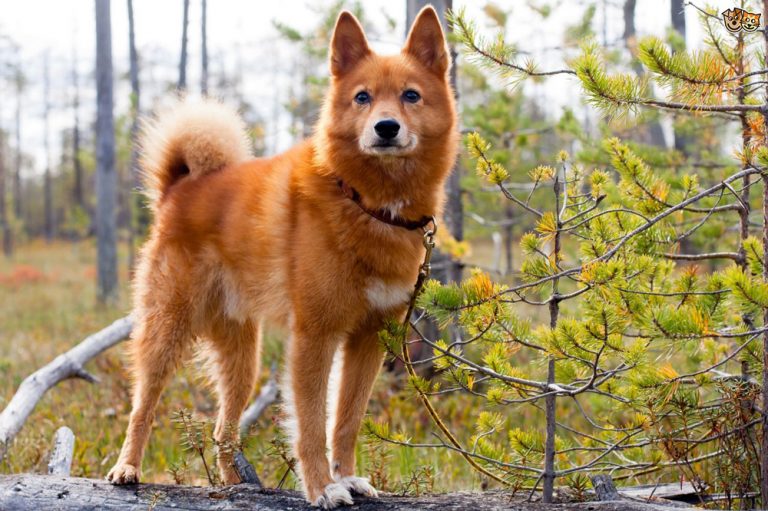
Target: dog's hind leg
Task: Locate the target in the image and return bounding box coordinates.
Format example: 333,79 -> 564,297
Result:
330,327 -> 384,497
107,310 -> 190,484
206,317 -> 262,485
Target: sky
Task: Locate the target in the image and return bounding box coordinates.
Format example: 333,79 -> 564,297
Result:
0,0 -> 745,180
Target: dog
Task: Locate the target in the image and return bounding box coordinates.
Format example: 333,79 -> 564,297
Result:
106,6 -> 457,509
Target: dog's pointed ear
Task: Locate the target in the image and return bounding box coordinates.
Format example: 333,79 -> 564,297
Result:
329,11 -> 371,76
403,6 -> 450,76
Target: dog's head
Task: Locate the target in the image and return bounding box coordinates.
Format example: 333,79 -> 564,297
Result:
722,8 -> 743,32
318,7 -> 457,168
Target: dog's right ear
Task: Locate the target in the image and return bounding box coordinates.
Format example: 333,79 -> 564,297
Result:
329,11 -> 371,76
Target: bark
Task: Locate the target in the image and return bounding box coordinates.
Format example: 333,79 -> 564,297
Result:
43,52 -> 53,242
127,0 -> 141,273
95,0 -> 119,304
178,0 -> 190,92
0,474 -> 694,511
0,316 -> 132,460
201,0 -> 208,96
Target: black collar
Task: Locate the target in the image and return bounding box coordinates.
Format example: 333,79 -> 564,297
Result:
336,179 -> 433,231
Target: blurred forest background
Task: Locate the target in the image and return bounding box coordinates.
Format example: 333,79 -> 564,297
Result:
3,0 -> 768,508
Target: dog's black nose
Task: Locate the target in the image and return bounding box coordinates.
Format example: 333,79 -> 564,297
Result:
374,119 -> 400,140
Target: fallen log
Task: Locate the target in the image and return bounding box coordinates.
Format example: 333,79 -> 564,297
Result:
0,474 -> 709,511
0,316 -> 133,459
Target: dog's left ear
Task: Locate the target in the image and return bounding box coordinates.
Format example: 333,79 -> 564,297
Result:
403,6 -> 450,76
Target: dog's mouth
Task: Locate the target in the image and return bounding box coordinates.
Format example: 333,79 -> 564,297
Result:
363,136 -> 417,156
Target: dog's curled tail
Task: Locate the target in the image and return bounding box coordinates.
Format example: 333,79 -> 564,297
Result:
140,99 -> 252,207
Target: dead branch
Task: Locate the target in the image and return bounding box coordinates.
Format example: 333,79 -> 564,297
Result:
0,316 -> 132,459
239,369 -> 279,437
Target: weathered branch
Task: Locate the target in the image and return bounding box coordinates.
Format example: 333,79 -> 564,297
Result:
239,370 -> 279,437
0,316 -> 132,459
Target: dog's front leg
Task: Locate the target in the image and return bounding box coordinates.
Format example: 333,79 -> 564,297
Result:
330,328 -> 384,497
289,325 -> 352,508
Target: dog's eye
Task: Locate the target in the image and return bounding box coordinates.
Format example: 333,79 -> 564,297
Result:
354,91 -> 371,104
402,89 -> 421,103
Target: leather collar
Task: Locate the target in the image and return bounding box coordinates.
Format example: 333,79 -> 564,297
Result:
336,179 -> 433,231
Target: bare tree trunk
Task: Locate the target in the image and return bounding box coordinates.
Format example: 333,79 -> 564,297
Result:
0,119 -> 11,257
72,45 -> 84,214
623,0 -> 666,147
406,0 -> 463,286
178,0 -> 190,92
127,0 -> 141,274
95,0 -> 118,304
669,0 -> 689,154
201,0 -> 208,96
13,64 -> 23,223
43,53 -> 53,242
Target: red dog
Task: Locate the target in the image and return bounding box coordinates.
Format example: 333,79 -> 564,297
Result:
107,7 -> 457,508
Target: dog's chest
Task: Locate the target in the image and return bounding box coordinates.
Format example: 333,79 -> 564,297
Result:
364,278 -> 412,311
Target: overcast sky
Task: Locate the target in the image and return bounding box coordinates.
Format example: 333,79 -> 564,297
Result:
0,0 -> 742,178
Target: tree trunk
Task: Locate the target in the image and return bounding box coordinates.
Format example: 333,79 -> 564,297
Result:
406,0 -> 462,286
13,65 -> 23,224
201,0 -> 208,96
178,0 -> 190,92
0,120 -> 11,257
95,0 -> 119,304
623,0 -> 666,147
669,0 -> 689,154
43,53 -> 53,242
127,0 -> 141,274
72,48 -> 84,213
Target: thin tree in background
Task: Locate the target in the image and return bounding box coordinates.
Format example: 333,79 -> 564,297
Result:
178,0 -> 190,92
127,0 -> 141,273
13,57 -> 23,223
72,41 -> 85,214
201,0 -> 208,96
95,0 -> 118,304
43,52 -> 53,242
0,117 -> 11,257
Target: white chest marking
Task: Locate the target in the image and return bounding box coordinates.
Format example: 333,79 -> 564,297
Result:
365,279 -> 412,310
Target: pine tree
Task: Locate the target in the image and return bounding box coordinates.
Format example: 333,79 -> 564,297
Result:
367,4 -> 768,506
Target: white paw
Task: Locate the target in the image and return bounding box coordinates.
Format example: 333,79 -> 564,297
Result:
335,475 -> 378,498
312,482 -> 354,509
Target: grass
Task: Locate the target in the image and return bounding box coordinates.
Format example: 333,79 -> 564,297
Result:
0,239 -> 484,492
